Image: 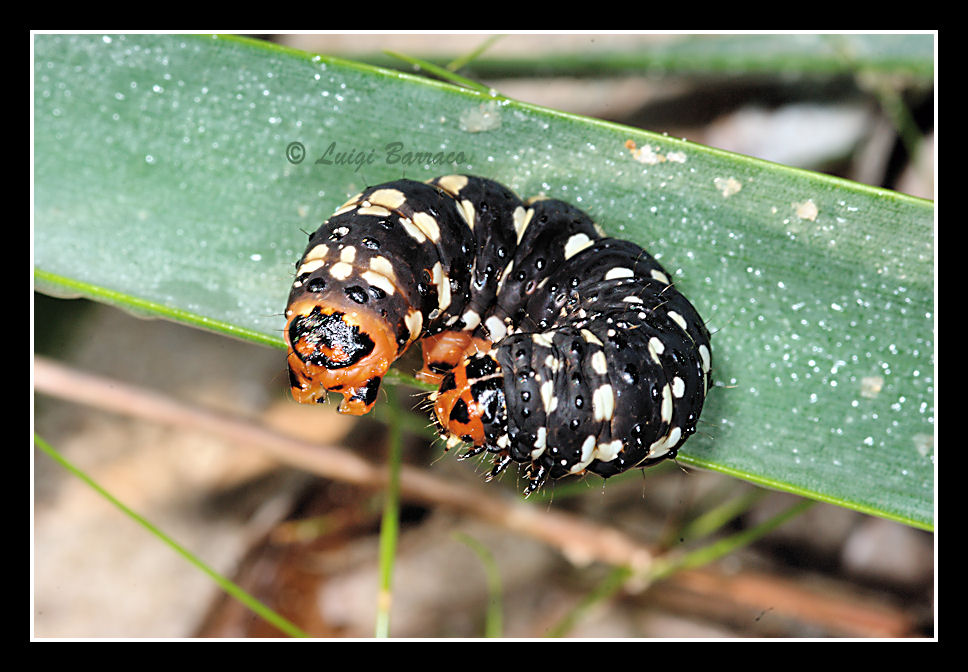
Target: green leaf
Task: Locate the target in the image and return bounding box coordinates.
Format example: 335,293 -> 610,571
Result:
33,34 -> 934,530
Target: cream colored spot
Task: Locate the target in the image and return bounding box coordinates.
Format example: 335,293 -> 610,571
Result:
648,336 -> 664,363
340,246 -> 356,264
461,309 -> 481,330
570,436 -> 597,474
336,192 -> 363,211
514,206 -> 532,243
604,267 -> 634,280
532,332 -> 554,348
564,233 -> 593,260
438,273 -> 452,312
622,295 -> 643,303
581,329 -> 603,346
357,205 -> 392,218
362,270 -> 395,296
332,203 -> 357,217
540,380 -> 554,413
650,269 -> 670,284
400,217 -> 427,243
668,310 -> 688,331
460,199 -> 476,230
672,376 -> 685,398
296,259 -> 325,277
593,384 -> 615,422
412,211 -> 441,243
302,244 -> 329,263
544,354 -> 561,373
496,260 -> 514,293
367,188 -> 407,210
329,262 -> 353,281
436,174 -> 468,194
404,310 -> 423,340
590,351 -> 608,375
531,427 -> 547,458
484,315 -> 507,341
699,344 -> 711,373
369,256 -> 397,280
661,384 -> 673,423
595,440 -> 623,463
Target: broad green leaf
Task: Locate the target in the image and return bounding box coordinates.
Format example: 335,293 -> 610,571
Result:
33,34 -> 935,530
363,33 -> 936,80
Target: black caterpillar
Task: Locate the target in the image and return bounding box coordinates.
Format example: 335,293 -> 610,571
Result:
285,175 -> 712,494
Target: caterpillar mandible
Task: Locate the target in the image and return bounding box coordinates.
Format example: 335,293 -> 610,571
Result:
285,175 -> 712,494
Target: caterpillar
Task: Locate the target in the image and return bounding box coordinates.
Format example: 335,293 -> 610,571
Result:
285,175 -> 712,494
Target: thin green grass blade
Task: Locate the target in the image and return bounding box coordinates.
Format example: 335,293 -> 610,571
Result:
34,434 -> 310,638
33,34 -> 935,530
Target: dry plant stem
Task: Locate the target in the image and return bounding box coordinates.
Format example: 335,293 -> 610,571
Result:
33,356 -> 919,637
32,355 -> 653,570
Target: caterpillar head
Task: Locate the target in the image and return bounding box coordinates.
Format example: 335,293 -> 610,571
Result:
285,298 -> 400,415
432,352 -> 507,447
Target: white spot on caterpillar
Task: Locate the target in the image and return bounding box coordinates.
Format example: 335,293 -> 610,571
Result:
595,439 -> 623,463
435,174 -> 468,194
438,273 -> 452,312
672,376 -> 685,398
648,337 -> 665,363
604,267 -> 634,280
329,262 -> 353,281
340,246 -> 356,264
302,244 -> 329,263
668,310 -> 688,331
661,384 -> 673,423
460,199 -> 476,230
622,294 -> 644,303
400,217 -> 427,244
650,269 -> 670,285
296,259 -> 326,277
485,315 -> 507,341
648,426 -> 682,459
362,270 -> 395,296
404,310 -> 423,341
412,211 -> 441,243
461,309 -> 481,330
593,384 -> 615,422
532,426 -> 547,458
590,351 -> 608,375
357,205 -> 392,218
367,188 -> 407,210
699,344 -> 711,373
581,329 -> 603,346
540,379 -> 554,413
495,260 -> 514,293
544,354 -> 562,372
570,435 -> 597,473
532,332 -> 554,348
369,256 -> 397,281
564,233 -> 593,260
513,206 -> 532,243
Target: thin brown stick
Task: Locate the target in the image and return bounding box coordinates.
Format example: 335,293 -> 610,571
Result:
32,355 -> 653,570
33,355 -> 918,636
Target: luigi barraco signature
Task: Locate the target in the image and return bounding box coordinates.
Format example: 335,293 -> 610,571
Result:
286,141 -> 473,172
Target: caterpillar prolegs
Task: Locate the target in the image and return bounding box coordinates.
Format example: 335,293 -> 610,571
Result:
285,175 -> 712,494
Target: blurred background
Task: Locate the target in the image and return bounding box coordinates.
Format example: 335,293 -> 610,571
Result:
33,33 -> 935,638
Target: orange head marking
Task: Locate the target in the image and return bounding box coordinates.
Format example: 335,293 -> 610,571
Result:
285,300 -> 398,415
